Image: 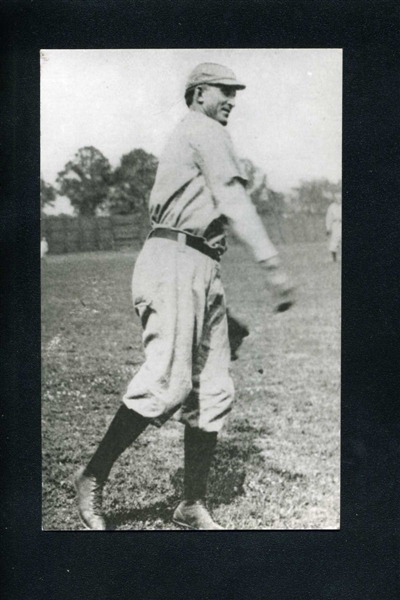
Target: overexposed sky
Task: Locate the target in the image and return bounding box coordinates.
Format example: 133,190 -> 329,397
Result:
41,49 -> 342,196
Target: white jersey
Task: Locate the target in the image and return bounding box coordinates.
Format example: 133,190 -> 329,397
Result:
149,110 -> 277,262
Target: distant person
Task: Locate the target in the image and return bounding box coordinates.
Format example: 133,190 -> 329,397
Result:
325,192 -> 342,262
41,236 -> 49,259
75,62 -> 295,530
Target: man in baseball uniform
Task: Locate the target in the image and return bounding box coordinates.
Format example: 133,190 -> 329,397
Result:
75,63 -> 295,530
41,236 -> 49,259
326,192 -> 342,262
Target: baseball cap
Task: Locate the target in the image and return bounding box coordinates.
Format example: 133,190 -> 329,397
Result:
185,63 -> 246,92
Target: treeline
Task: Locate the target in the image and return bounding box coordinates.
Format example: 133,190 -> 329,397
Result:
41,146 -> 341,217
41,147 -> 158,217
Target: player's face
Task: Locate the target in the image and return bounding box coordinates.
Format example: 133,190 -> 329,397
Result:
200,84 -> 237,126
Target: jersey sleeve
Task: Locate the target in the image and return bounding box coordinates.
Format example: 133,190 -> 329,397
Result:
192,119 -> 278,262
192,120 -> 248,188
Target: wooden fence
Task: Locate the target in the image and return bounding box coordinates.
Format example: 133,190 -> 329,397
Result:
41,212 -> 326,254
41,214 -> 150,254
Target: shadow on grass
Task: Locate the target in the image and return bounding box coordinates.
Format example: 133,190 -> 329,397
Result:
107,495 -> 180,529
107,419 -> 268,529
208,426 -> 267,506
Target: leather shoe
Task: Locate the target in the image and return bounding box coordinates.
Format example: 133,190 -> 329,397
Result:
74,467 -> 106,530
173,500 -> 224,530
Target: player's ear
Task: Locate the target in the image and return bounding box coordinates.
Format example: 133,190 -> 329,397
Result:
193,85 -> 204,104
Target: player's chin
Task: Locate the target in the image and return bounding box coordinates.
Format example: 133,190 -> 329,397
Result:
217,113 -> 230,126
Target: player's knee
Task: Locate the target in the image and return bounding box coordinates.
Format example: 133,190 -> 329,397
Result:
203,375 -> 235,406
218,375 -> 234,401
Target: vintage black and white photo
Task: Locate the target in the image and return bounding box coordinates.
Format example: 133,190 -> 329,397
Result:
41,49 -> 342,530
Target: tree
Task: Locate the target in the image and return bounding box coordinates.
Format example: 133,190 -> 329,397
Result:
108,149 -> 158,215
56,146 -> 112,216
290,178 -> 341,214
40,178 -> 56,210
240,158 -> 284,214
265,188 -> 285,215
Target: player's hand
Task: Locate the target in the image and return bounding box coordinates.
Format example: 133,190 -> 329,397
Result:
259,256 -> 296,313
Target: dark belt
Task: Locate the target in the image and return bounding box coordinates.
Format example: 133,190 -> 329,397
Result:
148,228 -> 221,262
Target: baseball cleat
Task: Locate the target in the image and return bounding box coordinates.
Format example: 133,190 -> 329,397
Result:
74,467 -> 106,530
173,500 -> 224,530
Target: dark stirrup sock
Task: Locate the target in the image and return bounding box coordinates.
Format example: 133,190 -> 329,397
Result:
184,426 -> 218,502
85,404 -> 149,483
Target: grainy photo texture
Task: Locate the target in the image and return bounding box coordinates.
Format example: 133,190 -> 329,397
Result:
41,49 -> 342,530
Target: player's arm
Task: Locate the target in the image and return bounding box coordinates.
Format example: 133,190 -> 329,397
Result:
194,123 -> 277,261
212,179 -> 295,312
212,178 -> 277,261
194,123 -> 295,311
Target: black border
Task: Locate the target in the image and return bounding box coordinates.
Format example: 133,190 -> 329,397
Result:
2,1 -> 399,598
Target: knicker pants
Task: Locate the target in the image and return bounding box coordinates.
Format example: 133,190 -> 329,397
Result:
123,237 -> 234,433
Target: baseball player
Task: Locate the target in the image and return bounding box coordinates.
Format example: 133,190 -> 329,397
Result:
326,192 -> 342,262
41,236 -> 49,259
75,63 -> 295,530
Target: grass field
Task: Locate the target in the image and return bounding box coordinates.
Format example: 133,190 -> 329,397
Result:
41,241 -> 340,530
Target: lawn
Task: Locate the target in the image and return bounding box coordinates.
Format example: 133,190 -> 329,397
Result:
41,241 -> 340,530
